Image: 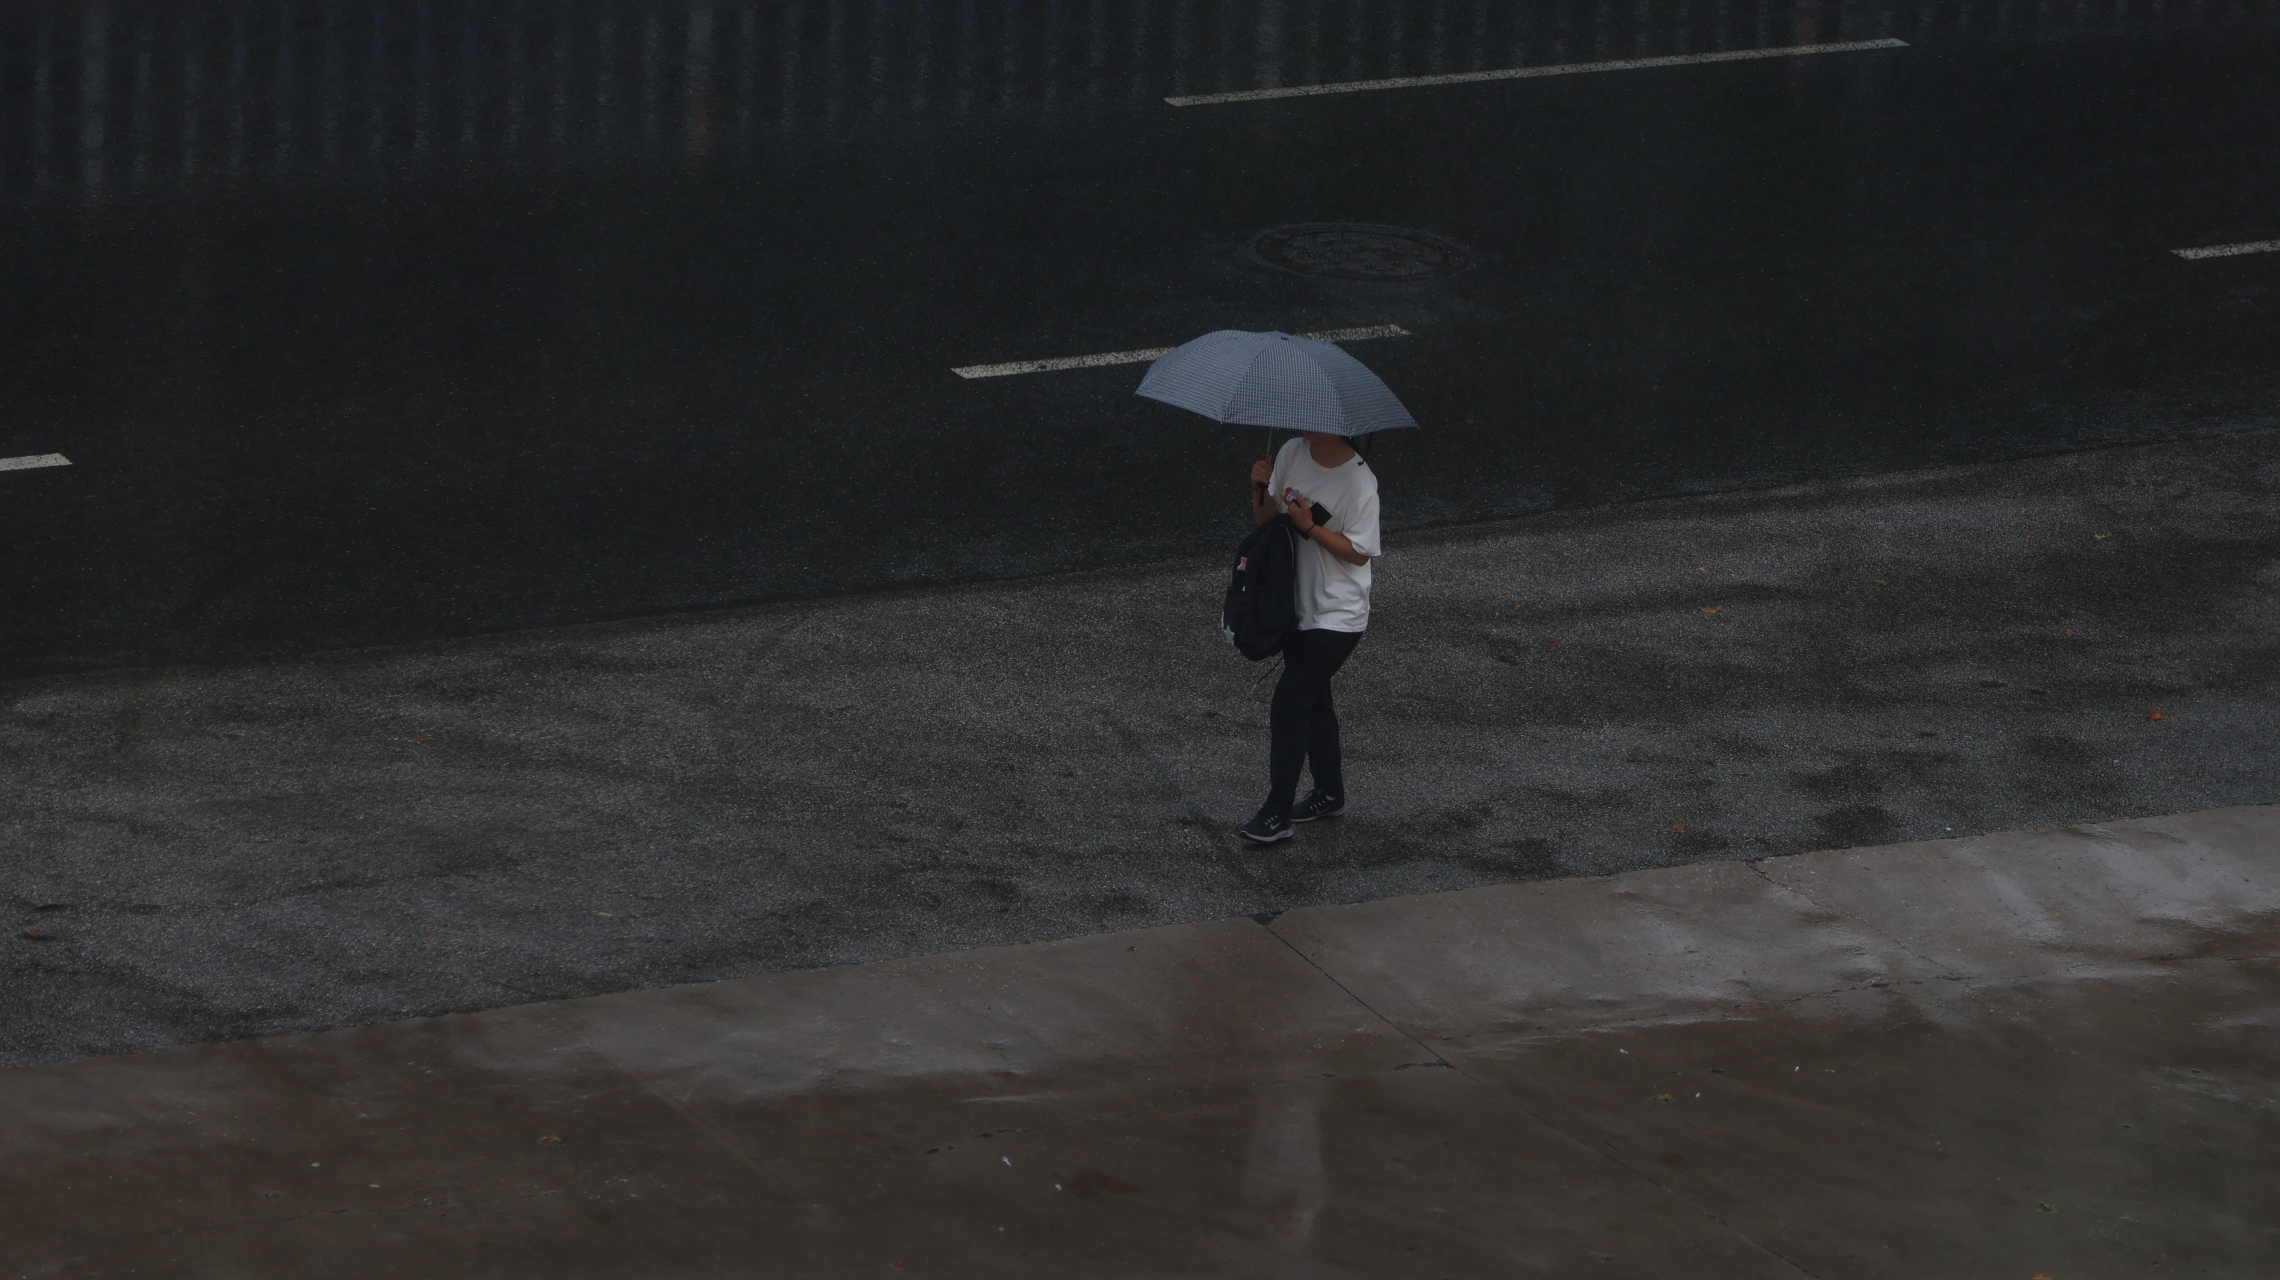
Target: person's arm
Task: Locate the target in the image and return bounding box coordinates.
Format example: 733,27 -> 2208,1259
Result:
1248,458 -> 1277,525
1287,504 -> 1372,567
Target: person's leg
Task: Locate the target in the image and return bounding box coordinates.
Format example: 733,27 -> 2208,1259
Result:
1266,631 -> 1338,819
1306,683 -> 1343,798
1301,631 -> 1361,800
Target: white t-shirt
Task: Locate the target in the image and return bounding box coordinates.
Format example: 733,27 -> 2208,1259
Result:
1268,437 -> 1382,633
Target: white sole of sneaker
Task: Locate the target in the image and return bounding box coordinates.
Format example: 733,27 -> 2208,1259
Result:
1238,827 -> 1294,844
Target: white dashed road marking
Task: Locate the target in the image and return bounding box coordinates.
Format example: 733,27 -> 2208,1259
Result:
2172,240 -> 2280,261
953,325 -> 1411,380
1164,38 -> 1910,107
0,453 -> 72,473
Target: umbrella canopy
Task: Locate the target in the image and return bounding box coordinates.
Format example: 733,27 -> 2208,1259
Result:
1135,330 -> 1420,437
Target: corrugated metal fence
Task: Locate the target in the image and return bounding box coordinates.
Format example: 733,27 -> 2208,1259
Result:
0,0 -> 2270,203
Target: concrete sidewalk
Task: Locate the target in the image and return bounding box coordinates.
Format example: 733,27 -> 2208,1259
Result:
4,431 -> 2280,1068
3,805 -> 2274,1277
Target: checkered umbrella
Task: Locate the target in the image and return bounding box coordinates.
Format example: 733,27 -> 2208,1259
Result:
1134,330 -> 1420,436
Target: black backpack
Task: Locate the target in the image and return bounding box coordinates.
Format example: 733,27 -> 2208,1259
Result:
1222,515 -> 1301,661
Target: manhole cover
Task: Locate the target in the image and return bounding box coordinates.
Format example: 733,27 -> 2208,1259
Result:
1252,223 -> 1470,281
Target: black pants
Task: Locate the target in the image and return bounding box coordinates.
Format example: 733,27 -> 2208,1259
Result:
1267,627 -> 1364,817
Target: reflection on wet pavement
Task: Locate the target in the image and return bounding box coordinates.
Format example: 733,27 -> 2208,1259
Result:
4,804 -> 2273,1275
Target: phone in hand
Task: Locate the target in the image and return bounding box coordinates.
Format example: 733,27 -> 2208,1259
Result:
1282,486 -> 1333,528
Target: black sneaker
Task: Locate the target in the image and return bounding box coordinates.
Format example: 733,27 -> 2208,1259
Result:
1238,807 -> 1293,844
1291,790 -> 1346,822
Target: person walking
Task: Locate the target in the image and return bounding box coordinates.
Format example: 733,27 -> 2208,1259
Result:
1239,429 -> 1382,844
1129,327 -> 1415,844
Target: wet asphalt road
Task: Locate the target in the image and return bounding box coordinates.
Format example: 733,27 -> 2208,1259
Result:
1,0 -> 2278,674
